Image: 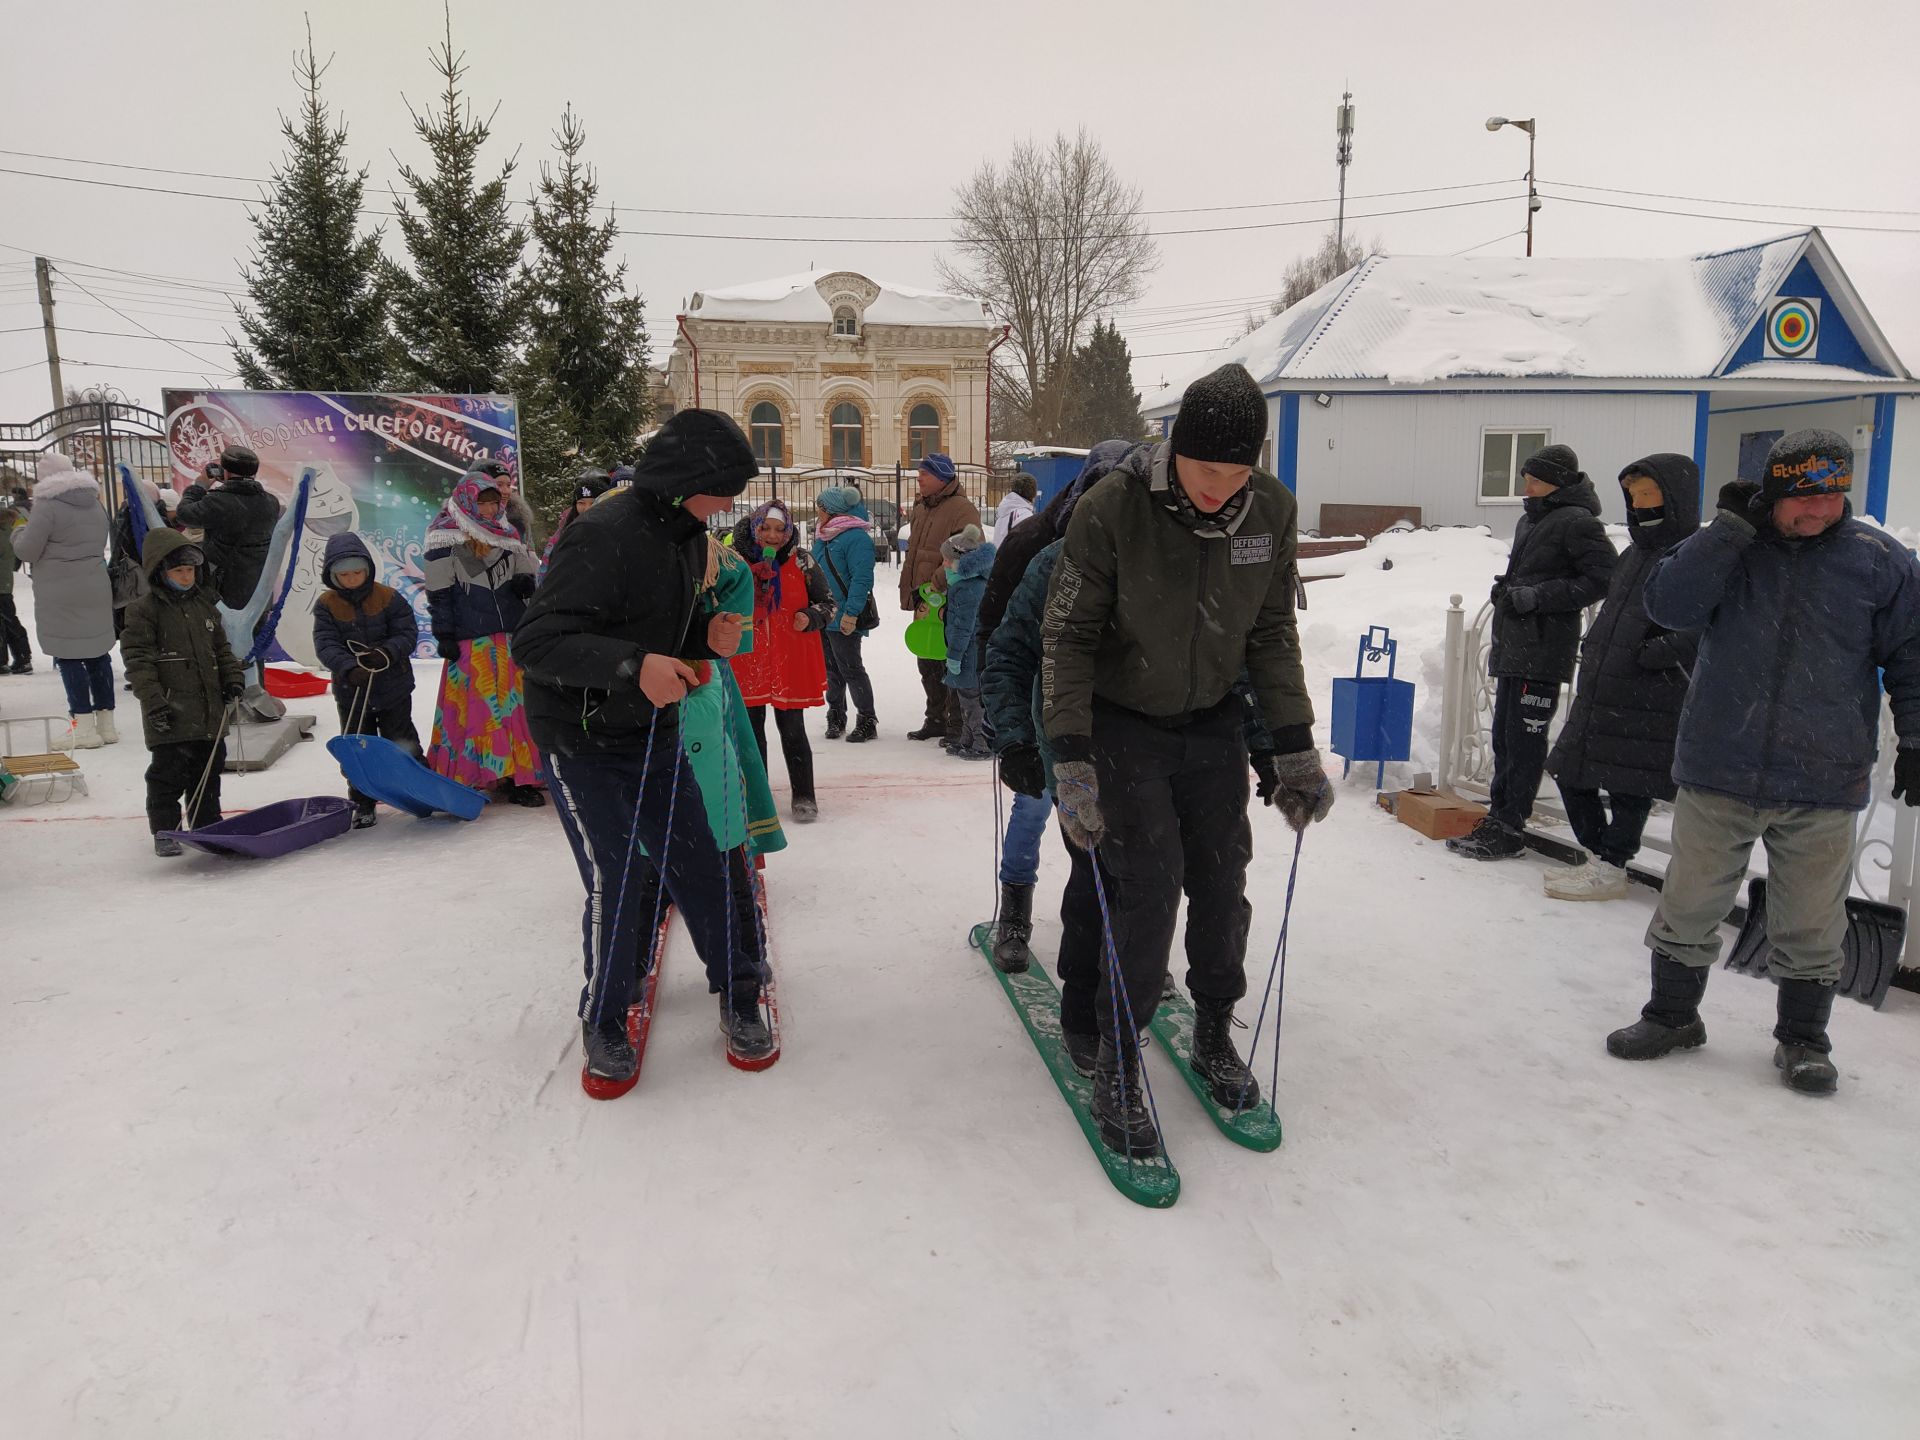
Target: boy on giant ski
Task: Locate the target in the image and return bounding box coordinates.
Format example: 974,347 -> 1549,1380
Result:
1039,363 -> 1334,1156
512,410 -> 773,1092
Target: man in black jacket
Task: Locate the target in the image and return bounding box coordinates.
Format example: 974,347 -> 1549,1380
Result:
512,410 -> 769,1089
1449,444 -> 1616,860
174,444 -> 282,610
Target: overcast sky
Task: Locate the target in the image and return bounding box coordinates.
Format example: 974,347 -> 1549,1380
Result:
3,0 -> 1917,426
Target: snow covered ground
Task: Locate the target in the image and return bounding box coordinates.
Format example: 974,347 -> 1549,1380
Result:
5,564 -> 1918,1439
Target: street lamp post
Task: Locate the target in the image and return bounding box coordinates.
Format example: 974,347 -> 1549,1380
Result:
1485,115 -> 1540,256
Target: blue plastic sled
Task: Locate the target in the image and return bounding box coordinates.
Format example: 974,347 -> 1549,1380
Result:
328,734 -> 487,821
162,796 -> 353,858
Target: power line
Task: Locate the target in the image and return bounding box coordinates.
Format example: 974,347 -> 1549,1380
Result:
47,265 -> 231,372
1535,189 -> 1920,235
1454,228 -> 1528,255
65,359 -> 241,376
1548,178 -> 1920,218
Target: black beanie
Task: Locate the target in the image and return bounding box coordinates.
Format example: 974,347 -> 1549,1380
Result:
1520,444 -> 1581,489
1761,427 -> 1853,504
1170,364 -> 1268,466
631,410 -> 759,499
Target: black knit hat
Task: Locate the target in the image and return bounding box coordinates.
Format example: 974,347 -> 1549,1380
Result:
1761,427 -> 1853,504
1520,444 -> 1581,489
1170,364 -> 1268,466
631,410 -> 759,499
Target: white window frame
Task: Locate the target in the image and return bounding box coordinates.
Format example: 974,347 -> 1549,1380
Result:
832,307 -> 859,337
1477,426 -> 1552,506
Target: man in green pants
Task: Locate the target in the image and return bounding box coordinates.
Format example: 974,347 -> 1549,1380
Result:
1606,429 -> 1920,1094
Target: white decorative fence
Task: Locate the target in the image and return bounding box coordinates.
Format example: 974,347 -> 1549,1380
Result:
1434,593 -> 1920,917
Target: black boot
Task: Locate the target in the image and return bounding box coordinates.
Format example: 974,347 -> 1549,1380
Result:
721,988 -> 775,1064
992,882 -> 1034,974
583,1016 -> 637,1085
153,834 -> 184,858
906,720 -> 943,741
352,802 -> 377,830
1607,952 -> 1709,1060
1062,1028 -> 1100,1078
1191,998 -> 1262,1111
505,783 -> 546,808
1091,1037 -> 1160,1157
824,715 -> 846,741
1774,978 -> 1839,1095
846,714 -> 878,743
1446,816 -> 1526,860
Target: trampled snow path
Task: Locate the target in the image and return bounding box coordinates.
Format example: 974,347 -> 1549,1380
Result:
3,574 -> 1917,1439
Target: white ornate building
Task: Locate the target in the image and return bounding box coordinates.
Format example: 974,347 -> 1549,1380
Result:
662,271 -> 1001,470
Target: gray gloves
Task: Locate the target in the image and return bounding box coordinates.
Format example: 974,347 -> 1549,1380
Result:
1265,750 -> 1336,834
1052,760 -> 1104,851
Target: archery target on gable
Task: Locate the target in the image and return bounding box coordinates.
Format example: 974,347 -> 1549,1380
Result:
1765,298 -> 1820,359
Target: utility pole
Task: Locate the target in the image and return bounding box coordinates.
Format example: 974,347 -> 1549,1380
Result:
34,257 -> 64,415
1334,91 -> 1356,261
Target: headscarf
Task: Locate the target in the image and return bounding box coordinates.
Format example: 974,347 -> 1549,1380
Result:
426,474 -> 530,556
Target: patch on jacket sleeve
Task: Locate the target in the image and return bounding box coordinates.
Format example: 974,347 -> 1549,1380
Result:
1230,533 -> 1274,566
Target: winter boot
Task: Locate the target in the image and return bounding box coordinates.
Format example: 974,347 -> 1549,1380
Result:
1545,859 -> 1629,901
153,834 -> 184,858
94,709 -> 119,745
53,713 -> 104,752
791,796 -> 818,823
1091,1037 -> 1160,1157
721,987 -> 776,1065
824,715 -> 846,741
352,803 -> 378,830
991,882 -> 1034,974
582,1015 -> 638,1093
1191,998 -> 1262,1111
1773,978 -> 1839,1095
846,714 -> 878,744
1062,1028 -> 1100,1078
505,783 -> 546,808
1446,816 -> 1525,860
1607,952 -> 1710,1060
6,660 -> 31,675
907,720 -> 944,741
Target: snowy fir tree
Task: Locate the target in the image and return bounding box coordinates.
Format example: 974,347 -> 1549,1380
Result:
231,24 -> 394,392
389,8 -> 526,396
512,105 -> 652,520
1060,319 -> 1147,447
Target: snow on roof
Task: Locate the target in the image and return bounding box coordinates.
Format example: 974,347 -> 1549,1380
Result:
1150,229 -> 1902,403
688,270 -> 995,329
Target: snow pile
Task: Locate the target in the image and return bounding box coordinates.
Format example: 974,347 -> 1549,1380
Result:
1296,526 -> 1511,784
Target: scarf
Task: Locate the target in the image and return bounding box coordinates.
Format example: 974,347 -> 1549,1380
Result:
818,514 -> 871,541
426,475 -> 530,557
1149,450 -> 1251,540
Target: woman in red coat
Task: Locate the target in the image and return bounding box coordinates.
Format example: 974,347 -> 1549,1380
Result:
730,501 -> 832,822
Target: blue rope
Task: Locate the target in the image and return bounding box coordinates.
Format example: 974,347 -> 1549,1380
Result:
592,710 -> 670,1027
1086,843 -> 1167,1162
1244,828 -> 1307,1115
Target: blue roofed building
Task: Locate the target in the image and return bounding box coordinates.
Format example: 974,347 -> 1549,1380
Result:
1143,229 -> 1916,536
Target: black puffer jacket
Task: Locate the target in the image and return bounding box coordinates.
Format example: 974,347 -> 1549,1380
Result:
120,528 -> 246,748
510,488 -> 717,755
1547,455 -> 1701,800
175,474 -> 283,609
1488,476 -> 1616,683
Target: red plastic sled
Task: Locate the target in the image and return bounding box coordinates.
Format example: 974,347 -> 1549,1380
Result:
582,912 -> 673,1100
263,667 -> 332,699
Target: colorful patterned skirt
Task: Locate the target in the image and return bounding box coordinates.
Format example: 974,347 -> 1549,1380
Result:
428,634 -> 544,790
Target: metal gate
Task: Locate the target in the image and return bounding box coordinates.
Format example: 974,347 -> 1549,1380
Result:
712,461 -> 1014,562
0,398 -> 171,508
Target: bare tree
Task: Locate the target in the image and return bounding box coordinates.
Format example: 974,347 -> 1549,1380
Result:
1232,230 -> 1380,341
941,130 -> 1157,445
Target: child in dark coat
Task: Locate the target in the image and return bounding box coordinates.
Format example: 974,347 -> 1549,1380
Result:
941,524 -> 996,760
120,529 -> 247,857
313,531 -> 422,828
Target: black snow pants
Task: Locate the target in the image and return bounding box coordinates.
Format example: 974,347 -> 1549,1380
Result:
1058,697 -> 1254,1043
1487,677 -> 1561,831
547,745 -> 764,1029
333,690 -> 422,809
146,738 -> 225,834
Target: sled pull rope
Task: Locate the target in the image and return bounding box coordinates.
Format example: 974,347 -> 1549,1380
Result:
1087,842 -> 1167,1165
1244,828 -> 1306,1114
990,757 -> 1006,931
183,698 -> 239,830
589,711 -> 671,1027
342,640 -> 393,736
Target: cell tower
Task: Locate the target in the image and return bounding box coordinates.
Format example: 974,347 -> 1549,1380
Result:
1335,90 -> 1356,259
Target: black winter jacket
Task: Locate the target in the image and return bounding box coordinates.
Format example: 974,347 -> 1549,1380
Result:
121,528 -> 246,749
175,474 -> 282,610
1488,477 -> 1616,683
510,489 -> 718,755
1546,455 -> 1700,800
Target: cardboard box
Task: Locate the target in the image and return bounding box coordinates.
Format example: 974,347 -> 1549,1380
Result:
1394,789 -> 1487,841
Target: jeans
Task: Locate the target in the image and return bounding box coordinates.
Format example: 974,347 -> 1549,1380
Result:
1488,677 -> 1560,830
1556,783 -> 1654,868
822,630 -> 876,724
1647,786 -> 1855,983
57,654 -> 117,714
1000,789 -> 1051,886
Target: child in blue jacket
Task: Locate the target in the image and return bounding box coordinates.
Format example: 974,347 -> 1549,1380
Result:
940,524 -> 996,760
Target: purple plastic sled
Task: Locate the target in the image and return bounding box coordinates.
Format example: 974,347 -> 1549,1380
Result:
161,796 -> 354,858
327,735 -> 487,821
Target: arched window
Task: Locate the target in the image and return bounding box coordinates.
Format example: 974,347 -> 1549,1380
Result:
830,402 -> 864,466
832,307 -> 858,337
749,401 -> 783,465
908,402 -> 941,461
